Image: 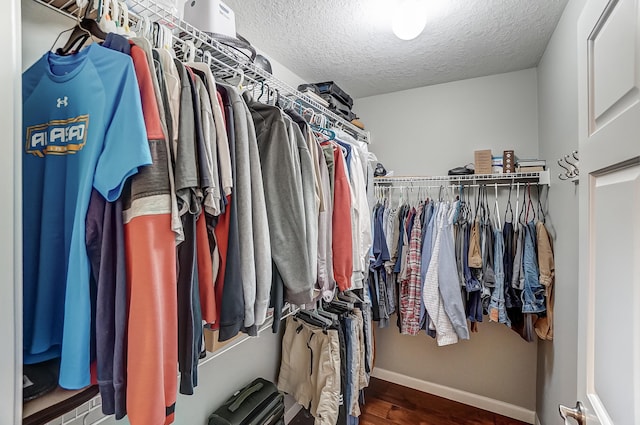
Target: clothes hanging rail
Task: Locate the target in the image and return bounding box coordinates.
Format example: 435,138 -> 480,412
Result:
33,0 -> 370,143
373,170 -> 551,187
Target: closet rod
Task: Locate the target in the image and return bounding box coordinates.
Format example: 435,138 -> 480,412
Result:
376,183 -> 537,189
32,0 -> 370,143
373,170 -> 551,186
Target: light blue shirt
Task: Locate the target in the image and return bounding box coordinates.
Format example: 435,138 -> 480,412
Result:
22,43 -> 151,389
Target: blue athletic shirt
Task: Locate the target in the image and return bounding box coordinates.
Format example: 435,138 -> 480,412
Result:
22,43 -> 151,389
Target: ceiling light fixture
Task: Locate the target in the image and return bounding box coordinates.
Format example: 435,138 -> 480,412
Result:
392,0 -> 428,41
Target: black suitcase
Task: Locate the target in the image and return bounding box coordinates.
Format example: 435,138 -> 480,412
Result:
208,378 -> 284,425
312,81 -> 353,108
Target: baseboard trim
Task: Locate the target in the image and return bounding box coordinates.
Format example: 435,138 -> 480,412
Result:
284,402 -> 302,424
371,368 -> 536,424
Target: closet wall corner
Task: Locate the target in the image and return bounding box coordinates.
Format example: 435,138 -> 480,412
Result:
2,0 -> 23,424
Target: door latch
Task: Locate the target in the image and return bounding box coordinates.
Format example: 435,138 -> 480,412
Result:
559,401 -> 586,425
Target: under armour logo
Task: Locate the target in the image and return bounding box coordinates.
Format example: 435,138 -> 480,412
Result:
56,97 -> 68,108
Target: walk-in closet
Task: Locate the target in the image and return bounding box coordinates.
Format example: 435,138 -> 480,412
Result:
2,1 -> 639,425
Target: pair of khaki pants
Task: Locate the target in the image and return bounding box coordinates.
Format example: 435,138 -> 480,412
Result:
278,316 -> 341,425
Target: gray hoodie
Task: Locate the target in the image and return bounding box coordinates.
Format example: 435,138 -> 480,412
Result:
246,97 -> 314,304
220,84 -> 272,330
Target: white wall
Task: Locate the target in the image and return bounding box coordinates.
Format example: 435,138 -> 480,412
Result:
20,2 -> 305,424
356,68 -> 539,176
355,69 -> 540,413
535,0 -> 585,424
2,0 -> 22,423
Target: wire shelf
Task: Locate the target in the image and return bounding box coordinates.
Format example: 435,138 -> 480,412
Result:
34,0 -> 370,143
373,170 -> 551,187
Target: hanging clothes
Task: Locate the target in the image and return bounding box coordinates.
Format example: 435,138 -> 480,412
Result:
522,221 -> 545,314
114,39 -> 180,424
216,85 -> 245,341
370,202 -> 391,328
534,220 -> 555,340
400,203 -> 424,335
247,98 -> 314,304
503,220 -> 524,332
278,296 -> 373,425
325,141 -> 354,292
437,201 -> 470,340
422,203 -> 458,346
489,228 -> 511,326
418,201 -> 436,337
278,315 -> 342,425
24,21 -> 375,423
370,181 -> 553,346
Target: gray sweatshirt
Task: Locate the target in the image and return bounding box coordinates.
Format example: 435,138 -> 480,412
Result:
242,100 -> 272,327
246,97 -> 314,304
289,120 -> 318,288
220,84 -> 257,329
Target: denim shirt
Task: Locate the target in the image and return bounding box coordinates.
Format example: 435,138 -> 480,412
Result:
521,221 -> 546,313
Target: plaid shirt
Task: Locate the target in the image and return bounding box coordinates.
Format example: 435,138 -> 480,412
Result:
400,203 -> 424,335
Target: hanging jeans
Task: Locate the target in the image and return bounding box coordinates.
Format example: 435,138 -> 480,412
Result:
488,229 -> 511,326
522,221 -> 546,314
502,221 -> 524,330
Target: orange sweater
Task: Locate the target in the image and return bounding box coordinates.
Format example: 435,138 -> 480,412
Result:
329,143 -> 353,291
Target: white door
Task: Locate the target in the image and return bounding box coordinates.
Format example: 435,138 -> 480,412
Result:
560,0 -> 640,424
0,0 -> 22,424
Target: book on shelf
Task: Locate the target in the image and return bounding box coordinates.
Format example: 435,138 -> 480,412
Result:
503,150 -> 516,173
474,149 -> 493,174
516,165 -> 545,172
516,159 -> 546,168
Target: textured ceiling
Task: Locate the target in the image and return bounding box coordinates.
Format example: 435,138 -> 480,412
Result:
221,0 -> 569,99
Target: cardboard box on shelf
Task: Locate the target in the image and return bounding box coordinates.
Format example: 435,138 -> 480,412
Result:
474,149 -> 493,174
204,327 -> 243,353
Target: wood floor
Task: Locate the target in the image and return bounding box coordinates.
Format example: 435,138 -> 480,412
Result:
290,377 -> 531,425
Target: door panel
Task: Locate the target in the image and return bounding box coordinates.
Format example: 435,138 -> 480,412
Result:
591,164 -> 640,425
590,0 -> 639,129
576,0 -> 640,424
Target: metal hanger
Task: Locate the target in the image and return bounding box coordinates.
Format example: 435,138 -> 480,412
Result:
537,184 -> 547,223
493,183 -> 501,231
504,181 -> 514,223
296,308 -> 333,327
524,183 -> 536,223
